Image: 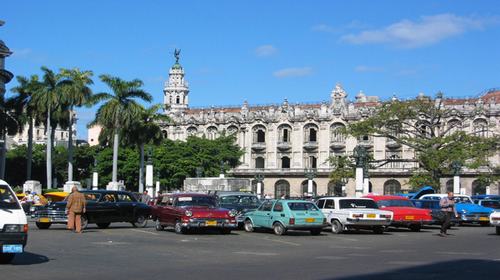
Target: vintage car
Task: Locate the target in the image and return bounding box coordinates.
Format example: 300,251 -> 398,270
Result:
213,191 -> 262,226
364,195 -> 432,232
471,194 -> 500,201
411,199 -> 459,225
419,194 -> 494,226
32,190 -> 151,229
315,197 -> 393,234
474,199 -> 500,210
243,199 -> 327,235
1,180 -> 28,264
490,211 -> 500,235
151,193 -> 238,234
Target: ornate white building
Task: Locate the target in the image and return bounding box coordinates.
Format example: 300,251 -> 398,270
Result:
162,56 -> 500,198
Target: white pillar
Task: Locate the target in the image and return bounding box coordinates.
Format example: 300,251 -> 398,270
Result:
307,179 -> 313,194
453,175 -> 460,194
92,172 -> 98,190
363,178 -> 369,195
155,181 -> 160,197
486,186 -> 491,195
355,167 -> 363,197
146,164 -> 154,195
257,182 -> 262,199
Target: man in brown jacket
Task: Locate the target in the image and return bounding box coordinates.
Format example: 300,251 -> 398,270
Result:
66,186 -> 86,233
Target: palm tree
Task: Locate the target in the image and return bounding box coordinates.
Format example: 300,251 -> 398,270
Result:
125,104 -> 169,192
10,75 -> 42,181
0,94 -> 20,179
32,66 -> 72,189
59,68 -> 94,182
90,75 -> 152,187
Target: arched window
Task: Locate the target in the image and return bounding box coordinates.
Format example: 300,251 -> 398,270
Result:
281,156 -> 290,169
304,124 -> 318,143
446,179 -> 454,193
275,180 -> 290,198
176,96 -> 180,104
301,180 -> 317,196
472,179 -> 487,195
308,156 -> 317,168
330,123 -> 346,142
383,179 -> 401,195
253,125 -> 266,143
255,157 -> 265,169
473,119 -> 488,137
227,125 -> 238,135
187,127 -> 198,137
309,128 -> 317,142
207,126 -> 218,140
327,181 -> 344,196
278,124 -> 292,143
447,119 -> 461,135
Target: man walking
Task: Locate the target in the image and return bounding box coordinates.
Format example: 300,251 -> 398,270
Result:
140,190 -> 151,204
66,186 -> 86,233
439,191 -> 457,237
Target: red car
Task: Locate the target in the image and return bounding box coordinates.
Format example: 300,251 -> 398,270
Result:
151,193 -> 238,234
363,195 -> 432,232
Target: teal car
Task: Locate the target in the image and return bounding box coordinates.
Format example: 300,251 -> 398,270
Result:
243,200 -> 327,235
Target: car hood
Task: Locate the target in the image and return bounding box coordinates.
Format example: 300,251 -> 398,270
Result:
456,203 -> 494,214
183,207 -> 231,217
412,186 -> 435,199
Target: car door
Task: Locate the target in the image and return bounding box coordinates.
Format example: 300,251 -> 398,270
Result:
271,201 -> 285,228
323,199 -> 336,221
97,193 -> 120,222
253,201 -> 273,227
116,193 -> 136,222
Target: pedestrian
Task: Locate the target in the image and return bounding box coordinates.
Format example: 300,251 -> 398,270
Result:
140,190 -> 151,204
439,191 -> 458,237
66,186 -> 86,233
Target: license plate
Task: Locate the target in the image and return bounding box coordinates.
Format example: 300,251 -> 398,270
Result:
206,220 -> 217,226
405,216 -> 414,220
3,244 -> 23,253
39,217 -> 51,223
367,214 -> 376,218
479,217 -> 489,221
305,218 -> 315,223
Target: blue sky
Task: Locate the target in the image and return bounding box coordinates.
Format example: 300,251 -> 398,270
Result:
3,0 -> 500,139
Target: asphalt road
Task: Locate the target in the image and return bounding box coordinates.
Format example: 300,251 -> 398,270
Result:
2,221 -> 499,280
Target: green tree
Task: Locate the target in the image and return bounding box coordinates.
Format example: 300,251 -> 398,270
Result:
0,94 -> 20,179
346,93 -> 500,190
328,155 -> 355,194
90,75 -> 152,185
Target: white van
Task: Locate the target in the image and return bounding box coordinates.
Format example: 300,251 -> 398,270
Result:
0,180 -> 28,264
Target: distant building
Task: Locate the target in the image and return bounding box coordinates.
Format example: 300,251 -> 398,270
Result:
87,125 -> 102,146
0,20 -> 13,96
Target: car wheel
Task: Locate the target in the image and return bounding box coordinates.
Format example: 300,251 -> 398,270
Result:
496,226 -> 500,235
310,229 -> 322,236
35,222 -> 51,230
97,223 -> 110,229
0,253 -> 15,264
331,220 -> 343,234
174,221 -> 187,234
220,228 -> 231,235
155,219 -> 164,231
81,215 -> 89,230
373,226 -> 384,234
244,219 -> 254,232
132,215 -> 148,228
272,222 -> 286,236
409,224 -> 421,232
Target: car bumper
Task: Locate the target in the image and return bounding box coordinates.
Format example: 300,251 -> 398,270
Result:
182,219 -> 238,229
391,220 -> 432,227
33,210 -> 68,224
345,218 -> 392,226
0,232 -> 28,253
287,224 -> 326,230
460,214 -> 490,223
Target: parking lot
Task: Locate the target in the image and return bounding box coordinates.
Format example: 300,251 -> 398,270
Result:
2,221 -> 500,280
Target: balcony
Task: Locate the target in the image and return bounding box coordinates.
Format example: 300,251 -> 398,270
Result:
358,140 -> 373,148
330,140 -> 346,150
386,139 -> 401,149
303,141 -> 318,151
251,142 -> 266,152
277,141 -> 292,151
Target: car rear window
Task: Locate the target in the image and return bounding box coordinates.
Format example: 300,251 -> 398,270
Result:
176,196 -> 217,207
287,202 -> 319,211
0,185 -> 20,210
339,199 -> 378,209
378,199 -> 414,207
482,200 -> 500,209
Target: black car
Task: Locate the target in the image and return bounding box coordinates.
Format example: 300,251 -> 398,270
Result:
33,190 -> 151,229
214,192 -> 262,226
411,199 -> 459,226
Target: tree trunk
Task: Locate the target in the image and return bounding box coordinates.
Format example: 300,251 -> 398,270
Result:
0,131 -> 6,180
112,132 -> 119,183
27,117 -> 33,180
67,109 -> 74,182
139,143 -> 144,193
46,109 -> 52,190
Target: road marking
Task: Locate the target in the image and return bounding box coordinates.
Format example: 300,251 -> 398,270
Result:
234,251 -> 279,256
92,241 -> 130,246
380,249 -> 416,253
315,256 -> 348,260
130,229 -> 159,236
330,245 -> 370,250
263,237 -> 301,246
346,253 -> 372,257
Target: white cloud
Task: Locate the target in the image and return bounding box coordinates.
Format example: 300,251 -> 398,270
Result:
10,48 -> 32,58
255,45 -> 277,57
341,14 -> 496,48
273,67 -> 313,78
355,65 -> 384,73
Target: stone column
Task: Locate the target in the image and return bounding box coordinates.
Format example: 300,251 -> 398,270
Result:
363,177 -> 370,195
355,167 -> 363,197
92,171 -> 98,190
453,175 -> 460,194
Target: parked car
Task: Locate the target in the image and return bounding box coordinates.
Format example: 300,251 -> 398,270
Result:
315,197 -> 393,234
243,199 -> 327,235
364,195 -> 433,232
419,194 -> 494,226
0,180 -> 28,264
151,193 -> 238,234
473,199 -> 500,210
411,199 -> 459,225
213,192 -> 262,226
32,190 -> 151,229
471,195 -> 500,201
490,211 -> 500,235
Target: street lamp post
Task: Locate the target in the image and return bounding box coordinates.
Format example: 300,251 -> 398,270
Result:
451,161 -> 462,194
92,158 -> 98,190
145,147 -> 154,195
340,177 -> 348,197
254,172 -> 264,199
304,168 -> 317,196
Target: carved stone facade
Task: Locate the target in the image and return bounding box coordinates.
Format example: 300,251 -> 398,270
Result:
162,58 -> 500,198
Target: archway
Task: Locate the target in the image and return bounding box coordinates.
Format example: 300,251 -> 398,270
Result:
301,180 -> 317,196
472,179 -> 487,195
383,179 -> 401,195
274,180 -> 290,198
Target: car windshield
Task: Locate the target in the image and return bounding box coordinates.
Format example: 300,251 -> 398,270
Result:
453,197 -> 472,204
481,200 -> 500,209
287,202 -> 319,211
176,196 -> 217,207
219,195 -> 260,206
64,192 -> 102,202
378,199 -> 414,207
339,199 -> 378,209
0,185 -> 20,210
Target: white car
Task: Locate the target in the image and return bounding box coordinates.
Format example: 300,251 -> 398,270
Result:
490,211 -> 500,235
0,180 -> 28,263
316,197 -> 393,234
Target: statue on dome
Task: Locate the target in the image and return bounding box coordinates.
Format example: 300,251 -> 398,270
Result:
174,48 -> 181,63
